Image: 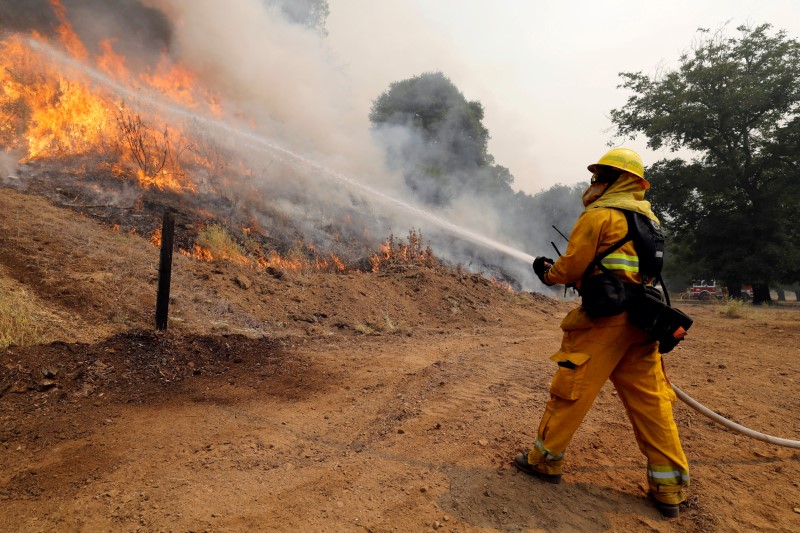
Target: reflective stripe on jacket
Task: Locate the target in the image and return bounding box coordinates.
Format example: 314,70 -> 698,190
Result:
601,252 -> 639,273
544,208 -> 643,288
543,174 -> 657,288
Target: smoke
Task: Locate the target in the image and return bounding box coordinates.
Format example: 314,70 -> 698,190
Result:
0,151 -> 18,185
148,0 -> 547,286
151,0 -> 391,187
0,0 -> 171,70
0,0 -> 556,290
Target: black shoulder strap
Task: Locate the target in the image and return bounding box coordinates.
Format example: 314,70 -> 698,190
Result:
621,210 -> 673,304
580,209 -> 674,305
581,209 -> 633,281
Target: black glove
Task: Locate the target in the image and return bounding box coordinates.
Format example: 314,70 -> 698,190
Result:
533,256 -> 555,286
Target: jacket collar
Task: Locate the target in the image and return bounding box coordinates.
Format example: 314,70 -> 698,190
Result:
585,173 -> 659,223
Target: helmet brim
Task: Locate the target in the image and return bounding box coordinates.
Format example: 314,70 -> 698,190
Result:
587,164 -> 651,189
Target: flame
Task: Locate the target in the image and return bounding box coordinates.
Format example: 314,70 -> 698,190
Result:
370,242 -> 392,272
0,4 -> 440,281
150,228 -> 162,247
183,244 -> 215,262
0,33 -> 110,160
488,279 -> 514,293
0,1 -> 226,192
50,0 -> 88,61
369,230 -> 434,272
97,39 -> 129,79
137,50 -> 223,117
181,244 -> 249,265
181,236 -> 348,275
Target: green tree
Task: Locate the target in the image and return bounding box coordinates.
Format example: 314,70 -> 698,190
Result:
265,0 -> 329,36
610,24 -> 800,304
370,72 -> 513,205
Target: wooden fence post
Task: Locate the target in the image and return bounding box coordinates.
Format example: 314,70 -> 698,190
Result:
155,210 -> 175,330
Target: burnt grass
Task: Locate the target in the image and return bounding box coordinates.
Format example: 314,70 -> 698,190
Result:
6,157 -> 378,266
0,330 -> 323,448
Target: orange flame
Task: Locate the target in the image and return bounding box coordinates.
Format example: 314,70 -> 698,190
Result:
0,2 -> 226,193
50,0 -> 88,61
97,39 -> 129,79
150,228 -> 162,247
370,241 -> 392,272
368,230 -> 434,272
183,245 -> 215,262
489,279 -> 515,293
181,237 -> 349,275
140,53 -> 201,109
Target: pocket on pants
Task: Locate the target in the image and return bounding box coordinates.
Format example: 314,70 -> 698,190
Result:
548,350 -> 590,400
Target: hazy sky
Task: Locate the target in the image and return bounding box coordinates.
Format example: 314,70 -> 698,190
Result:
326,0 -> 800,194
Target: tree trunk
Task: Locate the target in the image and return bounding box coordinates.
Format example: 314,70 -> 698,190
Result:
726,280 -> 742,299
776,288 -> 786,301
752,283 -> 772,305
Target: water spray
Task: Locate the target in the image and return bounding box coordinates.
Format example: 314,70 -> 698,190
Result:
27,38 -> 800,450
28,38 -> 537,267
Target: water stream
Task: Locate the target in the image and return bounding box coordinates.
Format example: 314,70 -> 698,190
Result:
30,38 -> 538,266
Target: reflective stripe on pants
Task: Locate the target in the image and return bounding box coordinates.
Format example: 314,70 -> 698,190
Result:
529,308 -> 689,503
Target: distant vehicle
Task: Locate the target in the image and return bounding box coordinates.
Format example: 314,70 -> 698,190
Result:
740,284 -> 754,301
686,280 -> 754,300
687,280 -> 724,300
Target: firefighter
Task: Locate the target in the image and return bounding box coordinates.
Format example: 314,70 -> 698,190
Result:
516,147 -> 690,518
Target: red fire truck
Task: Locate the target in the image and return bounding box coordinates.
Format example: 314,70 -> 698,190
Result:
688,280 -> 723,300
687,281 -> 754,300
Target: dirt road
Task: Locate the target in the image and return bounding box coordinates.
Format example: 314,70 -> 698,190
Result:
1,190 -> 799,532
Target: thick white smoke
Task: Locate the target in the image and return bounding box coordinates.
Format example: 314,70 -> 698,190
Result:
0,0 -> 549,289
152,0 -> 560,289
151,0 -> 394,190
0,151 -> 18,185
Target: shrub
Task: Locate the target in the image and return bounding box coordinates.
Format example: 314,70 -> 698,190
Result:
369,229 -> 437,271
194,224 -> 249,264
720,298 -> 749,319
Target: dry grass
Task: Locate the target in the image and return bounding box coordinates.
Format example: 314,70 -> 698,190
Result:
369,229 -> 438,272
746,303 -> 800,327
195,224 -> 248,263
717,298 -> 800,328
719,298 -> 750,319
355,310 -> 409,336
0,286 -> 44,348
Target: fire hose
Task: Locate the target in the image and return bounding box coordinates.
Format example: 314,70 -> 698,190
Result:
672,384 -> 800,449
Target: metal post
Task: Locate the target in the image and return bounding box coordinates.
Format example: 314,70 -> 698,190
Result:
155,210 -> 175,330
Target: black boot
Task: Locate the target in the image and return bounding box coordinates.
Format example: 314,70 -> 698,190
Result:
513,453 -> 562,484
649,493 -> 680,518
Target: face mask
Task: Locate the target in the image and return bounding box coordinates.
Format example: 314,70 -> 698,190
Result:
582,181 -> 609,206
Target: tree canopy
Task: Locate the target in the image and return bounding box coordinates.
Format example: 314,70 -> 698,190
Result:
610,24 -> 800,303
369,72 -> 513,206
368,71 -> 594,286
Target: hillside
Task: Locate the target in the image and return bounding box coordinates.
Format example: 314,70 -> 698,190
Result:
1,188 -> 799,532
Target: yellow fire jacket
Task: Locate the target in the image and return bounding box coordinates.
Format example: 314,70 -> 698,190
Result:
543,174 -> 659,289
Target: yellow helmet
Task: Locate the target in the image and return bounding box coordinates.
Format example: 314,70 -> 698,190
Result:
588,148 -> 647,187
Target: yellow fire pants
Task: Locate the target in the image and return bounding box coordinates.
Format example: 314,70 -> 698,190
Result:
528,308 -> 690,504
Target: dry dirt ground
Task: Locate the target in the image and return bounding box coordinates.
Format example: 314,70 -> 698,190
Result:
1,189 -> 799,532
